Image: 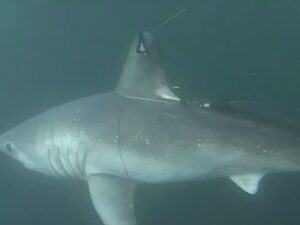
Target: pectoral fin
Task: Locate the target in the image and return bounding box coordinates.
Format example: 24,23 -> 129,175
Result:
230,174 -> 264,194
87,175 -> 137,225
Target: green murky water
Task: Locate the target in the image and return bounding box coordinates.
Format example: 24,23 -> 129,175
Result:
0,1 -> 299,224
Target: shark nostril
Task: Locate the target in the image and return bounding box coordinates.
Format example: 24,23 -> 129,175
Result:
6,143 -> 13,152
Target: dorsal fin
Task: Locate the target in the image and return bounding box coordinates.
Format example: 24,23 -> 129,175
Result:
116,31 -> 180,102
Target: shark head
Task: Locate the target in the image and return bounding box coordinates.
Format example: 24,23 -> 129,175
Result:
0,119 -> 52,175
0,126 -> 36,170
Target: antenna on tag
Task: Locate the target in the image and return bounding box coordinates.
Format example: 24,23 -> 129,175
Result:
152,9 -> 187,33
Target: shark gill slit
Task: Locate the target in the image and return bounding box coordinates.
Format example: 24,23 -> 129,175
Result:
65,148 -> 78,178
67,147 -> 80,178
80,148 -> 87,178
55,146 -> 72,178
76,147 -> 87,178
48,147 -> 63,177
48,124 -> 69,177
69,147 -> 82,178
57,146 -> 76,178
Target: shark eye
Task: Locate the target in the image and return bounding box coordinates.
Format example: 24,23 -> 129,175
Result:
6,143 -> 14,152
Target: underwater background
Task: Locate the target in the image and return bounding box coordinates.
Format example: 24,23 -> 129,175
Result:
0,0 -> 300,224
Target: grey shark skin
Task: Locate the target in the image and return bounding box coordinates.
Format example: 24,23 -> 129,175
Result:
1,31 -> 300,225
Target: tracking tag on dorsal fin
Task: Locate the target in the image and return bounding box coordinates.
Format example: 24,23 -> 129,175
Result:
116,31 -> 180,102
230,174 -> 264,194
87,175 -> 137,225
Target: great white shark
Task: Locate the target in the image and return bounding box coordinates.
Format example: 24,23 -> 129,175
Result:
1,30 -> 300,225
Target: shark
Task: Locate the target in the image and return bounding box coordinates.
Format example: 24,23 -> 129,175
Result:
1,30 -> 300,225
